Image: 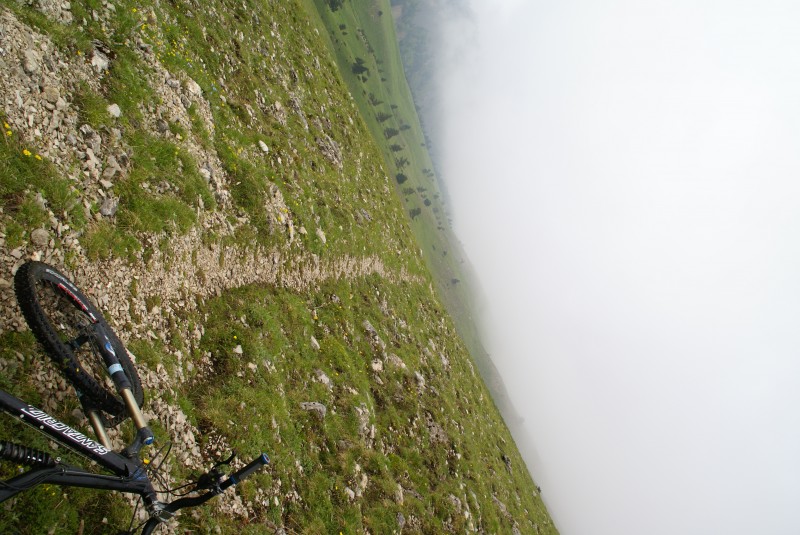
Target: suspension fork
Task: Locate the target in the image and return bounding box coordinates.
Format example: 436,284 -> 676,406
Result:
93,325 -> 154,455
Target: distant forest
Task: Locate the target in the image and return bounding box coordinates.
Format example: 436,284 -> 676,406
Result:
389,0 -> 441,165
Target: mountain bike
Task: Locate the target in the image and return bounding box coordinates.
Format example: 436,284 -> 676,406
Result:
1,261 -> 269,533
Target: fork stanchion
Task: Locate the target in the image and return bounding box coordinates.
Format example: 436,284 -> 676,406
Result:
78,391 -> 112,450
120,388 -> 154,450
86,408 -> 112,449
121,388 -> 148,431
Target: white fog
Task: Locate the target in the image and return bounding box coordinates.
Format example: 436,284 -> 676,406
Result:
435,1 -> 800,534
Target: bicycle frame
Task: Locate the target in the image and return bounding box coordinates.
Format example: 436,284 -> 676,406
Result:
0,388 -> 158,506
1,385 -> 269,534
3,260 -> 269,532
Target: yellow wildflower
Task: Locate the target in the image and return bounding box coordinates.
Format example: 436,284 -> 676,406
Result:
3,122 -> 9,129
5,130 -> 10,137
34,154 -> 42,160
22,149 -> 31,157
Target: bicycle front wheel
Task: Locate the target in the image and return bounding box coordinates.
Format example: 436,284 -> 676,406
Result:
14,261 -> 144,426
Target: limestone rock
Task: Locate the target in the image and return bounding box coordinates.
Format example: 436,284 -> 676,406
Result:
23,49 -> 40,74
100,197 -> 118,217
30,228 -> 49,247
300,402 -> 326,418
186,78 -> 202,96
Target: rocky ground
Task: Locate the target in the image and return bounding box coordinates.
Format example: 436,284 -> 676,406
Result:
0,4 -> 421,529
0,2 -> 556,533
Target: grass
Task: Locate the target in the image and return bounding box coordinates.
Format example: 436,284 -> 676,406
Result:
84,221 -> 141,261
0,117 -> 86,248
302,0 -> 526,424
0,0 -> 557,533
184,276 -> 553,533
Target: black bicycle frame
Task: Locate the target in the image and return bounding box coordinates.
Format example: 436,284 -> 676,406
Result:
0,388 -> 158,505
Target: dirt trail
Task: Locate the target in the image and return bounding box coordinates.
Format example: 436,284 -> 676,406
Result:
1,211 -> 419,338
0,212 -> 421,529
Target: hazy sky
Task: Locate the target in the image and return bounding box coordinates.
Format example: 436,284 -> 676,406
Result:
436,1 -> 800,534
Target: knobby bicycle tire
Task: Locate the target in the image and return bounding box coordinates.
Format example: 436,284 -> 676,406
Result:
14,261 -> 144,426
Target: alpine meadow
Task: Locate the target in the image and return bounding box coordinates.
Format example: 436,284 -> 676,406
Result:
0,0 -> 556,533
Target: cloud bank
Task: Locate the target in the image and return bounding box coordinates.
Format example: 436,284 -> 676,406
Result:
436,1 -> 800,534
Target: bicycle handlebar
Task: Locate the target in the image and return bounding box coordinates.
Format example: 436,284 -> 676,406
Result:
220,453 -> 269,491
140,453 -> 269,534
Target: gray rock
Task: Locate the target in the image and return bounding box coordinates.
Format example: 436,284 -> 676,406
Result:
186,79 -> 202,96
387,354 -> 407,369
363,320 -> 387,352
90,136 -> 102,154
48,110 -> 62,132
258,140 -> 269,153
317,134 -> 342,169
156,119 -> 169,133
84,148 -> 100,169
136,39 -> 152,53
107,103 -> 121,118
415,371 -> 426,388
314,369 -> 332,389
91,51 -> 109,71
100,197 -> 118,217
299,402 -> 326,418
30,228 -> 49,247
23,49 -> 39,74
363,320 -> 378,337
103,155 -> 122,179
310,336 -> 320,351
42,86 -> 60,103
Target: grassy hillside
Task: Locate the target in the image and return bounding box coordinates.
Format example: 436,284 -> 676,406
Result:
0,0 -> 555,533
301,0 -> 525,428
